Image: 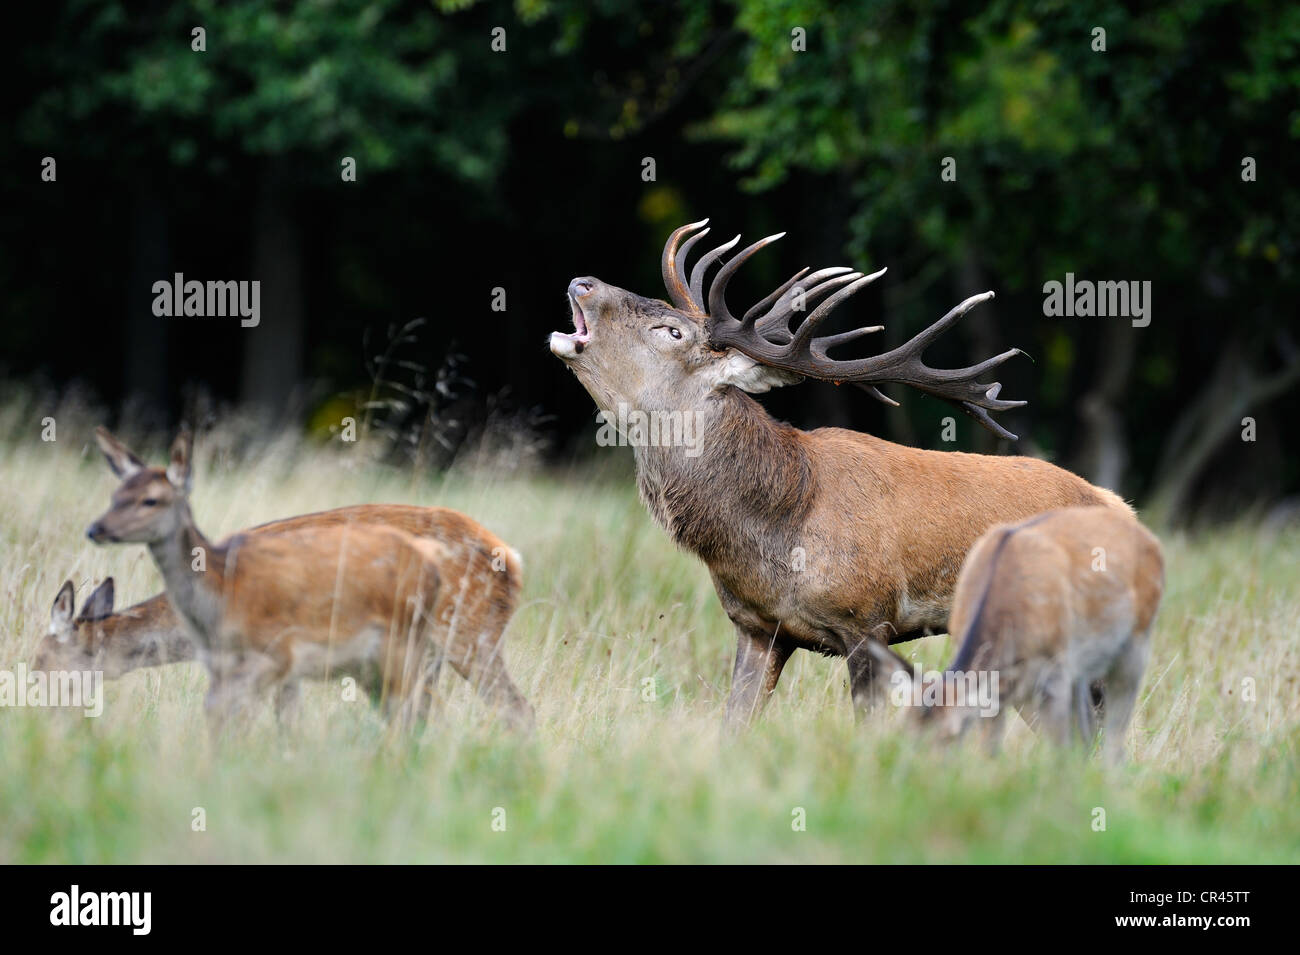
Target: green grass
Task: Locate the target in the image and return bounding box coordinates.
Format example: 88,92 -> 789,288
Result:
1,407 -> 1297,863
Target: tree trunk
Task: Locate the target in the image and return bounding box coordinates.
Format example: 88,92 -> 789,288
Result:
1146,335 -> 1300,525
241,159 -> 305,416
125,183 -> 170,414
1071,319 -> 1136,492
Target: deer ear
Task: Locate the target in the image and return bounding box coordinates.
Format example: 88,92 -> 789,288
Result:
166,428 -> 193,492
864,638 -> 912,683
78,578 -> 115,622
712,350 -> 804,394
51,580 -> 76,628
94,426 -> 144,479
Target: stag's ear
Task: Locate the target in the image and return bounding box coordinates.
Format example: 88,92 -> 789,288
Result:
711,350 -> 804,394
78,578 -> 115,622
864,638 -> 913,685
50,580 -> 76,628
94,427 -> 144,479
166,428 -> 193,493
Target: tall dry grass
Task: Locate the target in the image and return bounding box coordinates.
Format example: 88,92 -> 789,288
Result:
0,396 -> 1296,862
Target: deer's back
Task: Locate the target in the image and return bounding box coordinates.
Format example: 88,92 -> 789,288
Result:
948,506 -> 1164,677
250,504 -> 521,596
217,524 -> 446,656
242,502 -> 522,633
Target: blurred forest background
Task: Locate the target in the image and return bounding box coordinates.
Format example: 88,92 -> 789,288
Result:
4,0 -> 1298,524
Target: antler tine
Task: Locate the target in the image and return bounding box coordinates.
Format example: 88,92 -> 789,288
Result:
794,268 -> 889,351
685,224 -> 1028,439
892,290 -> 993,355
706,233 -> 786,325
661,219 -> 710,313
823,292 -> 997,381
786,272 -> 877,348
743,268 -> 810,324
951,347 -> 1028,386
852,383 -> 901,408
960,404 -> 1020,442
753,267 -> 862,341
688,235 -> 741,312
813,324 -> 888,355
831,291 -> 1026,439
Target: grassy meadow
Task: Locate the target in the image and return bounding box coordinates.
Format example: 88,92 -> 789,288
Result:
1,399 -> 1298,864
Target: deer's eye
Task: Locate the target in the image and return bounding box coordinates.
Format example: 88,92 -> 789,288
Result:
141,498 -> 159,507
655,325 -> 683,341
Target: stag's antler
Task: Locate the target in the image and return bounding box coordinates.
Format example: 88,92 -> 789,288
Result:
661,220 -> 1028,440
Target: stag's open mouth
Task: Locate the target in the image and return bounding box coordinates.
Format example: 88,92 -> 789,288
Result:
567,295 -> 591,345
550,294 -> 592,357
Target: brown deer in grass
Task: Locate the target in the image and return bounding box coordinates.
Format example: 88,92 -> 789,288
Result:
862,505 -> 1164,761
38,578 -> 193,680
84,429 -> 534,732
550,220 -> 1130,725
36,504 -> 524,707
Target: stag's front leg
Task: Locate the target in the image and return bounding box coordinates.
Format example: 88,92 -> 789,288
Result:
723,622 -> 793,728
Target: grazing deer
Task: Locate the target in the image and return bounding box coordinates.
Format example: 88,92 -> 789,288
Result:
37,578 -> 194,679
35,504 -> 524,701
551,220 -> 1130,724
84,429 -> 534,732
862,505 -> 1164,761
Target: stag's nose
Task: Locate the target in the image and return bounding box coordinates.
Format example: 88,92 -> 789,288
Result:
568,277 -> 596,298
86,521 -> 105,542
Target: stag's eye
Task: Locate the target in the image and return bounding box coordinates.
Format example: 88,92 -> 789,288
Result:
654,325 -> 683,341
141,498 -> 159,507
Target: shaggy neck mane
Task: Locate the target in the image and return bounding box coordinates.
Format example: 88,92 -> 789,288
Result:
635,387 -> 814,560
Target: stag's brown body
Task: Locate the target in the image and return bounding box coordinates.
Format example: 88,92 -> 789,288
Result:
552,220 -> 1129,723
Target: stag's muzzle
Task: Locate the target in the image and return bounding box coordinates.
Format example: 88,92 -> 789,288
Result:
551,276 -> 597,359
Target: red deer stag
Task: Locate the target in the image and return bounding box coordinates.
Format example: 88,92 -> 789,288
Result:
862,505 -> 1164,762
550,219 -> 1129,724
85,429 -> 533,733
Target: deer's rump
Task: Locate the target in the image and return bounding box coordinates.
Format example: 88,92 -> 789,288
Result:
214,525 -> 443,664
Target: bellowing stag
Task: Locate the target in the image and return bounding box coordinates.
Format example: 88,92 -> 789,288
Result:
550,220 -> 1128,724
